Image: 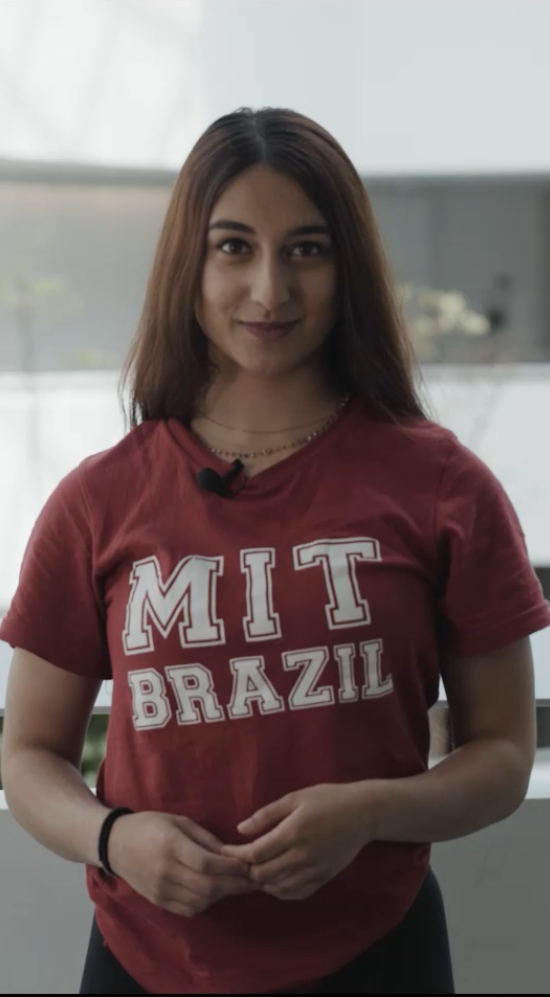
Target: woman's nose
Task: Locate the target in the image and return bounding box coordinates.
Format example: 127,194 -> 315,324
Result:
249,257 -> 292,313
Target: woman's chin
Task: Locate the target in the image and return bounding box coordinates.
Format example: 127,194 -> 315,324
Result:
221,346 -> 304,380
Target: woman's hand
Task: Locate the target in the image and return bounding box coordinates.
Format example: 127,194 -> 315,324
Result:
222,783 -> 373,901
108,812 -> 253,917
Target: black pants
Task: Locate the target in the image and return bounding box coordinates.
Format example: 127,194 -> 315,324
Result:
80,869 -> 455,995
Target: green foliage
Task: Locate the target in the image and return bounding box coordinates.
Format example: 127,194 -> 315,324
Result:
81,715 -> 109,787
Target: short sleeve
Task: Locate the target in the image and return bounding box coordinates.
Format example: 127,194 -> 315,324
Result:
436,440 -> 550,657
0,467 -> 111,679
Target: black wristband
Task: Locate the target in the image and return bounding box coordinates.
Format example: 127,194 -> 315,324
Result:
98,807 -> 134,876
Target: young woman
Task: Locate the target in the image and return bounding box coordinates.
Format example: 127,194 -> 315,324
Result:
1,108 -> 548,996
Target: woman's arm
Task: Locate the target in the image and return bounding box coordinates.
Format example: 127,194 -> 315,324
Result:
366,636 -> 536,843
221,636 -> 537,902
1,648 -> 109,866
221,636 -> 536,900
2,648 -> 252,917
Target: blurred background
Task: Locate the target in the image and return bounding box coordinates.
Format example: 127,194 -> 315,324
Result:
0,1 -> 550,993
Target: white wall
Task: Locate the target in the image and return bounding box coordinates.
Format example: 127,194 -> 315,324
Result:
198,0 -> 550,176
3,0 -> 550,174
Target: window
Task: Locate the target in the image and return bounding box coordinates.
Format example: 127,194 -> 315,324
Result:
0,172 -> 171,373
369,178 -> 550,364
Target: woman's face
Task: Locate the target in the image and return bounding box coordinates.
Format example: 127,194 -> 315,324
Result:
196,163 -> 337,380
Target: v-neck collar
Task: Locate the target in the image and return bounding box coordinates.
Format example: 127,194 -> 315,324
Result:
164,394 -> 362,495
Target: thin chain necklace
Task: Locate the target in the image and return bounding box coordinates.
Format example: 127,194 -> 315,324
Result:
202,411 -> 328,435
207,394 -> 352,460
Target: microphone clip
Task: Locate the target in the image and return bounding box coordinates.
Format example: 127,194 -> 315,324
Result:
196,459 -> 246,498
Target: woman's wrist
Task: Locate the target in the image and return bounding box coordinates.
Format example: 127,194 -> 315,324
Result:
347,779 -> 388,844
351,773 -> 444,845
106,811 -> 138,877
76,802 -> 113,868
98,808 -> 135,875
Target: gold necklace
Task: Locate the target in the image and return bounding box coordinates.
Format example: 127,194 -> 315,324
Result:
202,411 -> 329,435
208,394 -> 352,460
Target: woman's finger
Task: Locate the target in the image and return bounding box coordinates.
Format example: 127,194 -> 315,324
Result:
223,821 -> 292,865
263,873 -> 321,901
171,864 -> 251,900
175,816 -> 224,853
163,899 -> 198,918
250,849 -> 305,887
160,870 -> 253,916
175,834 -> 249,878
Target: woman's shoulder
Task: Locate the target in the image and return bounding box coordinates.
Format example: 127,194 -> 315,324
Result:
57,420 -> 168,510
353,398 -> 460,464
79,420 -> 163,477
359,407 -> 508,502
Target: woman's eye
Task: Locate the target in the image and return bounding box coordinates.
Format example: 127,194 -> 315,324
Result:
290,241 -> 327,258
218,238 -> 250,255
215,238 -> 329,258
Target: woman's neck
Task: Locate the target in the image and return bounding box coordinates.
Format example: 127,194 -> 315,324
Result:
196,369 -> 341,438
190,366 -> 348,476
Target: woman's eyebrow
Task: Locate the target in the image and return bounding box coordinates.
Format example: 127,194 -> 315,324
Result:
208,220 -> 331,237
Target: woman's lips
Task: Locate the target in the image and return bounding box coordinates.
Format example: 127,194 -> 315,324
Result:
238,320 -> 299,341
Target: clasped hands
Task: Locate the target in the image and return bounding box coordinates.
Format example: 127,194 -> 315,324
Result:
222,781 -> 372,902
108,782 -> 375,917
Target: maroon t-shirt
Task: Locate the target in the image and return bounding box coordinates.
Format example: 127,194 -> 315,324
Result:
2,396 -> 549,995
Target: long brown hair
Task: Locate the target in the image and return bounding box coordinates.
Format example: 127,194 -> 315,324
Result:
122,107 -> 426,426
